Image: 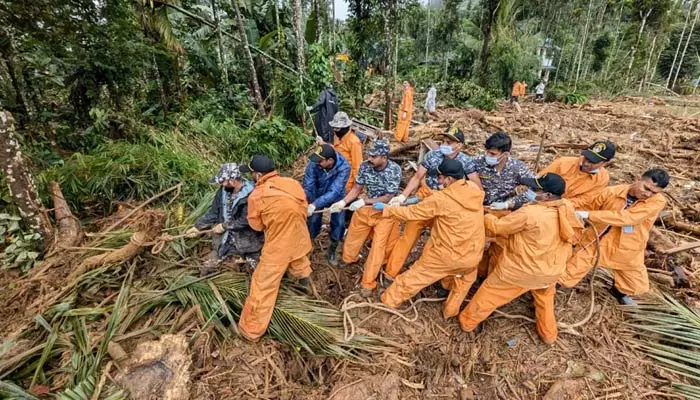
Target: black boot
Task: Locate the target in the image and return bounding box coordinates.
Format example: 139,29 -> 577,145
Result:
327,240 -> 339,267
431,282 -> 449,298
610,285 -> 637,306
299,277 -> 314,296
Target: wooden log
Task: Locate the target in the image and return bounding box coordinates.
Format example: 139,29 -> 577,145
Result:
659,241 -> 700,254
49,181 -> 82,249
389,142 -> 420,156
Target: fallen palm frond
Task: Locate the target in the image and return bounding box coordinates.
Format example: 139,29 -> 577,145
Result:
131,271 -> 397,358
622,291 -> 700,398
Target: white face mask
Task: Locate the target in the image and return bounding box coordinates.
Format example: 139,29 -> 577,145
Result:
485,155 -> 500,166
588,169 -> 599,174
525,189 -> 537,202
439,145 -> 453,156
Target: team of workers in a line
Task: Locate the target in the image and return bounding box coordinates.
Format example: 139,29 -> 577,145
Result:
187,112 -> 670,343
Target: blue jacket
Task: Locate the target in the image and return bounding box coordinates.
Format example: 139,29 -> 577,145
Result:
303,152 -> 351,209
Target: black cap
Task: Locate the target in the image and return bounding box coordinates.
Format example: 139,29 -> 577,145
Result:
239,155 -> 276,174
582,141 -> 615,163
440,126 -> 465,144
522,173 -> 566,196
437,158 -> 465,179
309,144 -> 337,163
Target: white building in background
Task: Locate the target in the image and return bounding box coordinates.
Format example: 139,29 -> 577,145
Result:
537,37 -> 560,82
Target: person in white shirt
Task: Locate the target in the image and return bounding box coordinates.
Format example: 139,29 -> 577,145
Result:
424,85 -> 437,119
535,81 -> 546,102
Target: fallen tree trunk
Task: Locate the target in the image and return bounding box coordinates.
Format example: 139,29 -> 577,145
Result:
648,228 -> 692,288
49,181 -> 82,249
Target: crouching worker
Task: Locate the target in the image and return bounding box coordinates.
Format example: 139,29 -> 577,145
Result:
459,173 -> 583,344
303,144 -> 351,265
330,140 -> 402,297
238,155 -> 313,341
186,163 -> 264,276
559,169 -> 670,305
378,159 -> 485,319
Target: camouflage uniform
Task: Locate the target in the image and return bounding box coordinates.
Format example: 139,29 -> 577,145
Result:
356,161 -> 402,198
422,150 -> 476,190
473,155 -> 535,208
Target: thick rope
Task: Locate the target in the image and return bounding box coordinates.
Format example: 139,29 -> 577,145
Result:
340,222 -> 602,340
128,228 -> 216,255
341,294 -> 443,342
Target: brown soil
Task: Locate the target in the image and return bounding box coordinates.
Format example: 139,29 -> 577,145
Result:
1,97 -> 698,399
189,97 -> 700,399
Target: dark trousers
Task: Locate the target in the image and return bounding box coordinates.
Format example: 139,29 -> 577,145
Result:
308,210 -> 345,242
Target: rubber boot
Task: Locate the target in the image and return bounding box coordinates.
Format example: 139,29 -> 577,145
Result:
299,277 -> 314,296
432,282 -> 449,298
327,240 -> 339,267
610,285 -> 637,306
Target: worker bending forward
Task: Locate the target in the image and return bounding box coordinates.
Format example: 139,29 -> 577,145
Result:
385,128 -> 479,278
459,173 -> 582,344
238,155 -> 313,341
330,140 -> 402,296
539,141 -> 615,209
379,159 -> 485,318
559,169 -> 670,305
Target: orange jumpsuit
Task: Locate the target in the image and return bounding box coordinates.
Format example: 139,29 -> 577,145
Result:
394,86 -> 414,142
381,180 -> 485,318
334,130 -> 363,193
238,172 -> 313,340
342,207 -> 399,290
539,156 -> 610,209
559,184 -> 666,295
511,82 -> 521,98
385,183 -> 434,277
459,200 -> 582,344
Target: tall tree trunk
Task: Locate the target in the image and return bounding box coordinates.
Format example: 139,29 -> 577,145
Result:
330,0 -> 335,49
292,0 -> 306,72
0,29 -> 29,125
673,2 -> 700,89
211,0 -> 228,84
152,53 -> 169,118
666,1 -> 693,88
0,111 -> 53,251
230,0 -> 265,115
383,0 -> 394,131
425,0 -> 431,63
639,34 -> 657,92
574,0 -> 594,89
478,0 -> 499,87
625,9 -> 652,87
603,0 -> 625,82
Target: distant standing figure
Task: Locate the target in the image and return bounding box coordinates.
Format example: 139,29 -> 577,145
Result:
307,86 -> 339,143
424,85 -> 437,118
395,81 -> 414,142
511,81 -> 522,103
535,81 -> 546,102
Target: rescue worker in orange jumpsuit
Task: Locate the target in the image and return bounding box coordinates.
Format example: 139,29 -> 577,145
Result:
394,81 -> 414,142
376,158 -> 485,319
329,140 -> 402,297
385,128 -> 480,279
459,173 -> 583,344
331,112 -> 363,196
539,141 -> 615,209
238,155 -> 313,341
559,168 -> 670,305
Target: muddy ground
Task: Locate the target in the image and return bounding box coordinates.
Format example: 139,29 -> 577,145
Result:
189,97 -> 700,400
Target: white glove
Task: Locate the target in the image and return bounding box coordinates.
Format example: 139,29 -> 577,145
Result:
315,135 -> 324,144
490,201 -> 510,211
185,227 -> 200,238
576,211 -> 590,220
329,200 -> 346,213
307,204 -> 316,217
306,106 -> 313,112
348,199 -> 366,211
389,194 -> 407,207
212,223 -> 226,234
